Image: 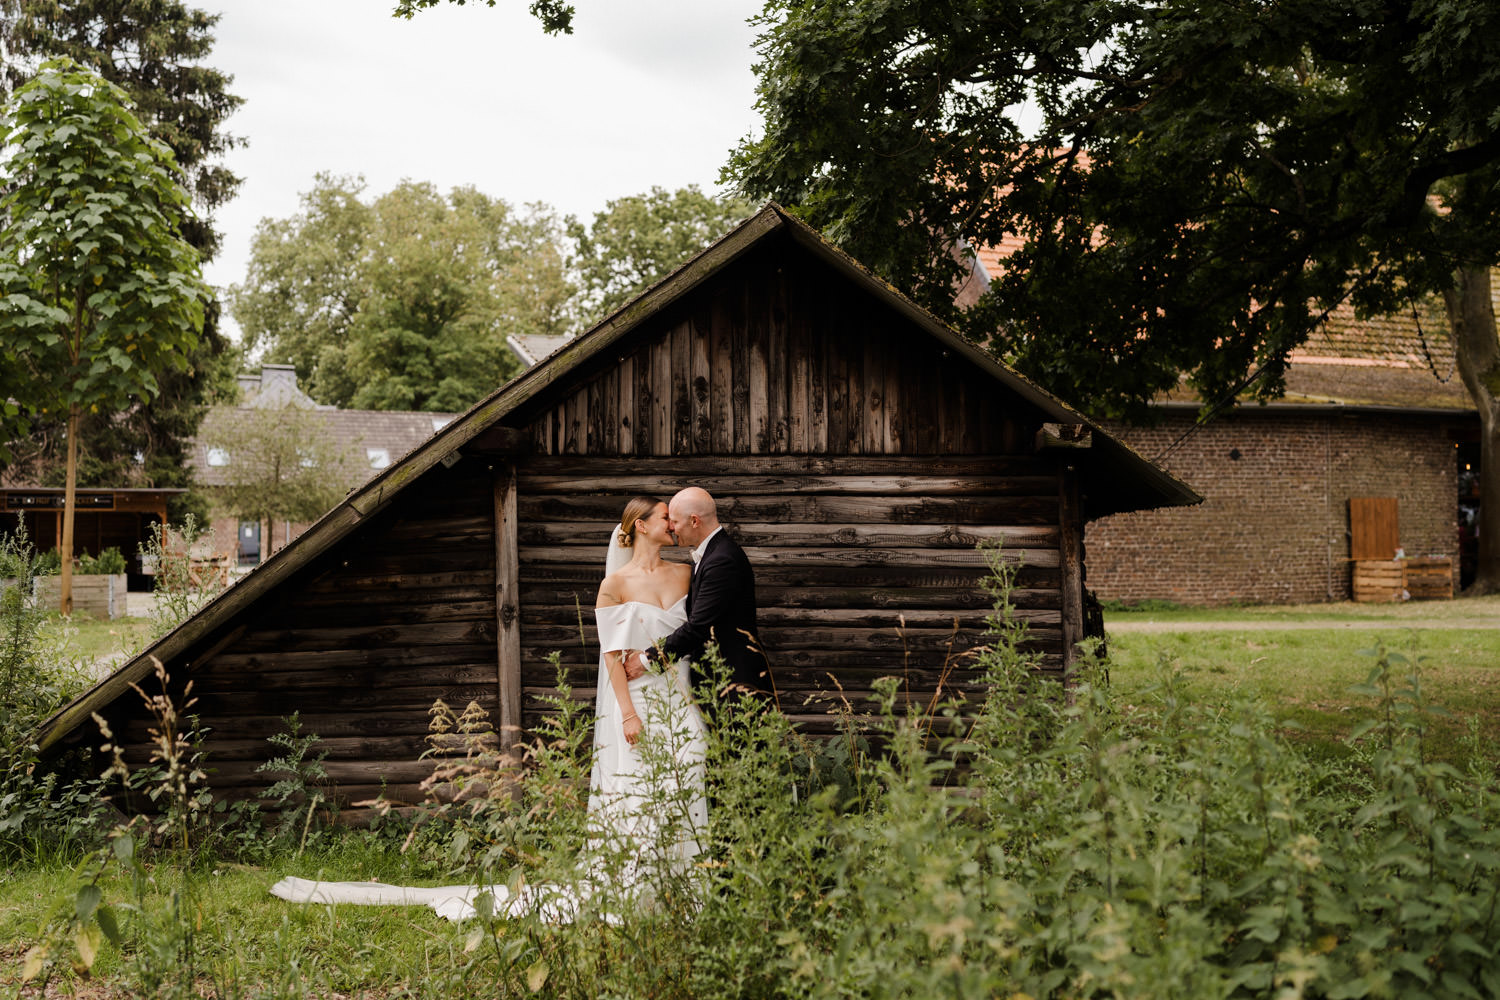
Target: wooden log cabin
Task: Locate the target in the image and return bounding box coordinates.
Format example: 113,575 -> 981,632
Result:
35,204 -> 1199,809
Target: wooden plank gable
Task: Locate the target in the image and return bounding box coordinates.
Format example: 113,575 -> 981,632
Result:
517,238 -> 1049,458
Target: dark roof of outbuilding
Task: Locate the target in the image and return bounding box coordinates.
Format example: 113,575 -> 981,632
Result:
34,203 -> 1198,756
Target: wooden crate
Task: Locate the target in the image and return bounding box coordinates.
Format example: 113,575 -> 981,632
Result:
1403,557 -> 1454,600
1353,560 -> 1404,603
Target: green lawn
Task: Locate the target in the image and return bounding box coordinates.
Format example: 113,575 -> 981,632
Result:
1105,622 -> 1500,763
0,842 -> 474,998
1104,592 -> 1500,623
53,612 -> 156,661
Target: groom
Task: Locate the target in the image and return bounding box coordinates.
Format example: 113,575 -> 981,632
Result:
623,486 -> 765,699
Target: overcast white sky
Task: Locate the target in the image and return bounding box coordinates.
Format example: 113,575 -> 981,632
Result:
201,0 -> 767,336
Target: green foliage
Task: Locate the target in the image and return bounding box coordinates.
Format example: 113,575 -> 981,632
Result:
0,0 -> 243,517
0,0 -> 244,257
379,571 -> 1500,998
0,522 -> 109,861
568,184 -> 757,324
28,545 -> 125,576
731,0 -> 1500,419
24,665 -> 212,995
230,175 -> 571,411
391,0 -> 576,35
74,546 -> 126,575
0,57 -> 209,447
10,561 -> 1500,996
256,713 -> 331,854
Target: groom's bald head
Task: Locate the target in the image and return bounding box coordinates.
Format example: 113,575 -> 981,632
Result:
668,487 -> 719,547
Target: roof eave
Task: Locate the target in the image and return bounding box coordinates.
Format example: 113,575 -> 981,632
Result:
1151,399 -> 1477,418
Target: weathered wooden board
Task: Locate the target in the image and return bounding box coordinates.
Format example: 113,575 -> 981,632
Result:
520,521 -> 1058,548
519,494 -> 1061,525
519,473 -> 1057,496
203,646 -> 497,676
520,584 -> 1060,611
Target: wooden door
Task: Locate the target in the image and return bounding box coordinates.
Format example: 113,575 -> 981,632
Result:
1349,497 -> 1399,560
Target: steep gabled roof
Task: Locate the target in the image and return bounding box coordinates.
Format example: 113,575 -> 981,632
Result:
35,202 -> 1197,755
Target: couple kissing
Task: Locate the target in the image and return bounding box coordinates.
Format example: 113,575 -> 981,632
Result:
596,486 -> 763,746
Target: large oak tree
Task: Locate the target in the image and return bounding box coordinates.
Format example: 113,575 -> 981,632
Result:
730,0 -> 1500,590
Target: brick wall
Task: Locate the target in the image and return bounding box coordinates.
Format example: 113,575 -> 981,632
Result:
1087,410 -> 1463,605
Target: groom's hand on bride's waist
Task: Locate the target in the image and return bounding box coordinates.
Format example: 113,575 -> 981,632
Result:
623,650 -> 649,680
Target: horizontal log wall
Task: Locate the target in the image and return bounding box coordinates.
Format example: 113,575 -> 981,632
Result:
514,456 -> 1065,737
111,462 -> 500,807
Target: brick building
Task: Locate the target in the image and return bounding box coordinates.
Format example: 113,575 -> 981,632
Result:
1084,303 -> 1479,605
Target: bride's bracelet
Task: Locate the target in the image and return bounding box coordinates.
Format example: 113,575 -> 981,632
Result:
622,712 -> 639,723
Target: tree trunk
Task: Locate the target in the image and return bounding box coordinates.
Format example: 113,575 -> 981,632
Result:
1444,265 -> 1500,595
59,403 -> 80,615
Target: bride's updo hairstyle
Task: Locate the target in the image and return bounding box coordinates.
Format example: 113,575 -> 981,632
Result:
617,495 -> 662,548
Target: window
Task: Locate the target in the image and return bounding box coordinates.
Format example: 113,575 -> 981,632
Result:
207,447 -> 229,467
366,448 -> 391,469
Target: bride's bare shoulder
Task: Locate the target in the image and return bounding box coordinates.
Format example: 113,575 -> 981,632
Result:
597,569 -> 628,608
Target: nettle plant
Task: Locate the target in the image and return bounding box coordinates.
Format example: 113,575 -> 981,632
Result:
415,555 -> 1500,1000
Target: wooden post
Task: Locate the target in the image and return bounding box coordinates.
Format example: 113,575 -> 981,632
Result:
493,463 -> 522,763
1058,463 -> 1085,679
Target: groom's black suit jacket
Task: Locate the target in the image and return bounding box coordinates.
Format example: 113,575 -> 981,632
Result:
652,529 -> 764,696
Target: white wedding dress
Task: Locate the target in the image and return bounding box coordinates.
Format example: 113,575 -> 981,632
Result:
270,591 -> 708,924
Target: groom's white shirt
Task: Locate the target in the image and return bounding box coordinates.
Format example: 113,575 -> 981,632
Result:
691,526 -> 723,566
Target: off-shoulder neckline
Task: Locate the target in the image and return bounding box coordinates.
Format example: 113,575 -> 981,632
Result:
601,595 -> 688,613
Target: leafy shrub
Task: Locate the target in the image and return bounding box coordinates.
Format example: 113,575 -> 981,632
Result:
18,548 -> 1500,998
23,547 -> 126,576
31,548 -> 62,576
76,547 -> 127,575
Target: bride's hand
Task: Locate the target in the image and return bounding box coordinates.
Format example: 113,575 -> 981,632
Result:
622,712 -> 643,745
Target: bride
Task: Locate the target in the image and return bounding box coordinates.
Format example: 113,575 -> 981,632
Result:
270,496 -> 708,922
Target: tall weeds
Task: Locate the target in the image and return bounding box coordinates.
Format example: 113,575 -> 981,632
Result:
420,559 -> 1500,999
0,520 -> 104,858
11,547 -> 1500,999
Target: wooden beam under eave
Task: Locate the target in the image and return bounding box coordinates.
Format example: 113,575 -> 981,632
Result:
493,464 -> 522,757
463,424 -> 533,456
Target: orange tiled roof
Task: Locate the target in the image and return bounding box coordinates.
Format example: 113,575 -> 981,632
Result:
967,227 -> 1488,413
